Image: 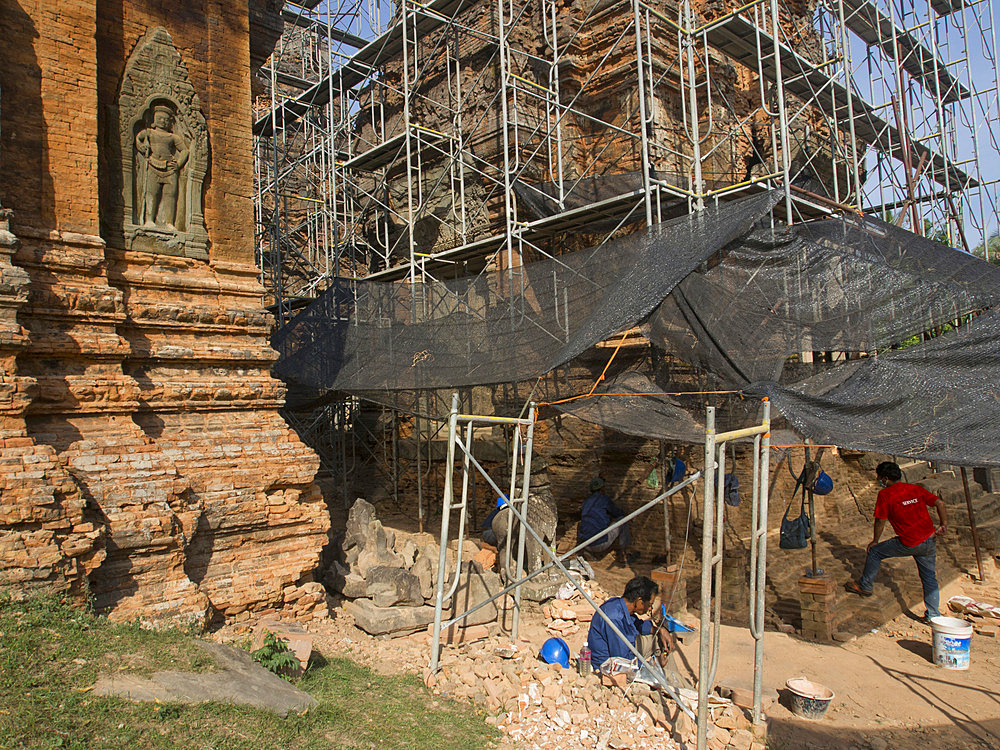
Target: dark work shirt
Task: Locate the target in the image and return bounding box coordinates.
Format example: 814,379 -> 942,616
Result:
587,596 -> 652,669
578,492 -> 624,546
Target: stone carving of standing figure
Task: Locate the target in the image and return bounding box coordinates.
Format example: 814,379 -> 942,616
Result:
135,105 -> 189,230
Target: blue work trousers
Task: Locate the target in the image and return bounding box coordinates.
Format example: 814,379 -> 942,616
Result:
859,535 -> 940,618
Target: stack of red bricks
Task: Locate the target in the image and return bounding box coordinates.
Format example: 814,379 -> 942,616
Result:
798,575 -> 837,641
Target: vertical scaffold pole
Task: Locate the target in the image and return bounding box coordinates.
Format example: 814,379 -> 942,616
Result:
697,406 -> 716,750
633,0 -> 653,226
683,0 -> 705,211
511,404 -> 536,640
750,399 -> 771,724
430,393 -> 460,672
770,0 -> 793,224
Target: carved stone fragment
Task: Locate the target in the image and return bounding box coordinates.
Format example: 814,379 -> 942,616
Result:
114,27 -> 209,259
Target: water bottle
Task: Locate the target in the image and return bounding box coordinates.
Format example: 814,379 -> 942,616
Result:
578,646 -> 591,676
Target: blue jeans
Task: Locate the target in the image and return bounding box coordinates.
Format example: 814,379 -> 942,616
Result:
859,536 -> 940,618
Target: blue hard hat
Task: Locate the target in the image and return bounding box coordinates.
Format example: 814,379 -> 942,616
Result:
540,637 -> 570,668
813,470 -> 833,495
670,458 -> 687,484
496,495 -> 508,508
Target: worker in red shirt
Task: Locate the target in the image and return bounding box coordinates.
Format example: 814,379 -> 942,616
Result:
846,461 -> 948,621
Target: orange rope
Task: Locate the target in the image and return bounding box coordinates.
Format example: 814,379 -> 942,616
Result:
538,330 -> 629,406
538,389 -> 745,407
770,443 -> 839,448
536,329 -> 747,407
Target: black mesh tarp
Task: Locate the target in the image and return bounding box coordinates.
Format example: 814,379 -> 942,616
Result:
272,190 -> 781,391
747,308 -> 1000,465
550,372 -> 707,443
648,215 -> 1000,385
273,195 -> 1000,467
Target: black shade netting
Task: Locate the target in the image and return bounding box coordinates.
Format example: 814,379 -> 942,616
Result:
550,371 -> 709,443
747,308 -> 1000,466
648,215 -> 1000,385
272,190 -> 781,392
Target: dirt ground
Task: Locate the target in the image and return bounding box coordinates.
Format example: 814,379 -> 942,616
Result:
209,561 -> 1000,750
676,596 -> 1000,750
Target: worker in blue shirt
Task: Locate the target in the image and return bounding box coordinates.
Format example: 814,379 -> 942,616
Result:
587,576 -> 674,671
578,477 -> 631,564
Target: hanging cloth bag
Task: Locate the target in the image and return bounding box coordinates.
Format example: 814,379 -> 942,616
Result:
779,480 -> 811,550
723,473 -> 741,507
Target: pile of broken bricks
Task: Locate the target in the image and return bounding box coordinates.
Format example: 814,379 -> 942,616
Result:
310,498 -> 772,748
423,630 -> 767,750
542,591 -> 605,637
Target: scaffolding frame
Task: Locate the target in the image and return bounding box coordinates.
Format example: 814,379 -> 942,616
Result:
429,392 -> 774,747
429,393 -> 705,717
252,3 -> 997,740
256,0 -> 998,295
253,0 -> 1000,549
698,400 -> 771,747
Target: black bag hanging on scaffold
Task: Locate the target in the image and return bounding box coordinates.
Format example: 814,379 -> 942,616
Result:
779,487 -> 811,550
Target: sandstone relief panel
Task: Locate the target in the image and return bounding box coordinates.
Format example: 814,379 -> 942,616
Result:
114,28 -> 209,260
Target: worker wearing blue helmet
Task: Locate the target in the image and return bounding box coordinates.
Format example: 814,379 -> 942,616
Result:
480,495 -> 509,547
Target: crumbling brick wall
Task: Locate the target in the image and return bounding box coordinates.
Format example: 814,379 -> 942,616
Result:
0,0 -> 330,626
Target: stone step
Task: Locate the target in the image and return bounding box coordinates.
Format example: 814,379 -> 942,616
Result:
952,514 -> 1000,553
899,461 -> 934,484
762,534 -> 970,637
920,474 -> 984,504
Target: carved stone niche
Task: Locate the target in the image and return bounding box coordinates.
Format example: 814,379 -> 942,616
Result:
114,28 -> 209,259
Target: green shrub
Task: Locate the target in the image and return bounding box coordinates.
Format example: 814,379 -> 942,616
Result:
251,630 -> 301,679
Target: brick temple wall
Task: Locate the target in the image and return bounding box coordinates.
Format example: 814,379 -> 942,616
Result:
0,1 -> 329,626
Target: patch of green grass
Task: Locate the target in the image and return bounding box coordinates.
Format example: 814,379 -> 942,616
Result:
0,592 -> 498,750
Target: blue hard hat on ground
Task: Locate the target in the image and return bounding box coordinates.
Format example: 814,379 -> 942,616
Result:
540,637 -> 570,668
813,470 -> 833,495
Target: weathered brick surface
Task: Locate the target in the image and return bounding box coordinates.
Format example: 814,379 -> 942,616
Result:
0,2 -> 327,626
0,213 -> 105,598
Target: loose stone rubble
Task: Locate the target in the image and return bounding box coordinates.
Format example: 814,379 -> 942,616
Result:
329,498 -> 502,636
251,511 -> 767,750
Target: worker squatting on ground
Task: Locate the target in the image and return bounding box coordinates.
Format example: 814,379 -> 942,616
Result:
587,576 -> 675,671
578,477 -> 632,565
480,496 -> 507,548
845,461 -> 948,620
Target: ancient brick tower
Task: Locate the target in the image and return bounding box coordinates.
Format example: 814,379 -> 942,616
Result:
0,1 -> 330,625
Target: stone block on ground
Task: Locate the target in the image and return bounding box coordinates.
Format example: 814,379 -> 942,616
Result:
342,498 -> 403,576
519,570 -> 563,602
344,498 -> 377,551
412,551 -> 435,600
365,565 -> 423,607
92,642 -> 316,717
443,563 -> 501,625
346,598 -> 436,636
430,622 -> 490,645
326,560 -> 367,599
354,524 -> 404,577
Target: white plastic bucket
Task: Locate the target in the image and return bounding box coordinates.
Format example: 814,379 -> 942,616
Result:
930,616 -> 973,670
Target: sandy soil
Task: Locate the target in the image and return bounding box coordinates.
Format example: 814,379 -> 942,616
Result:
671,579 -> 1000,750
